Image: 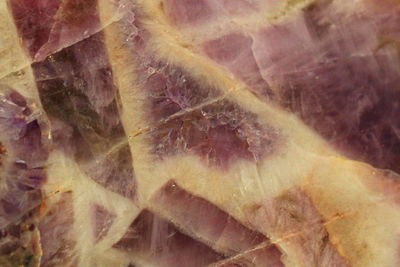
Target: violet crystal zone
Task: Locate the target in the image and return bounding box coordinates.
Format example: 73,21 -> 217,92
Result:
0,0 -> 399,266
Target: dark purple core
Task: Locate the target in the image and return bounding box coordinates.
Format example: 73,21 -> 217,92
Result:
9,0 -> 101,60
152,180 -> 275,255
141,62 -> 220,122
150,99 -> 275,168
9,0 -> 63,58
32,32 -> 124,156
273,2 -> 400,173
30,31 -> 136,199
141,62 -> 275,168
113,210 -> 225,267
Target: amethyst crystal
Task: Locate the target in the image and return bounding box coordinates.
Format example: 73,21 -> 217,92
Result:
1,0 -> 399,266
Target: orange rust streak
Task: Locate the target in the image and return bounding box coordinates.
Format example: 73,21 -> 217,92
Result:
40,189 -> 61,214
39,202 -> 46,214
272,211 -> 355,244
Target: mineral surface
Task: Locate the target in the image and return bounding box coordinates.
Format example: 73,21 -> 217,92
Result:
0,0 -> 399,266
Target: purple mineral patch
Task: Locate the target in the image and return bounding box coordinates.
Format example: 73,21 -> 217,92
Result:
92,204 -> 116,242
113,209 -> 225,267
139,62 -> 277,168
150,99 -> 277,168
0,87 -> 49,227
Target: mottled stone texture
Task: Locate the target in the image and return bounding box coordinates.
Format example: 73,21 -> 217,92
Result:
10,0 -> 101,61
201,1 -> 400,173
131,29 -> 278,168
149,99 -> 276,168
114,209 -> 226,267
1,0 -> 400,266
0,87 -> 48,231
32,31 -> 136,199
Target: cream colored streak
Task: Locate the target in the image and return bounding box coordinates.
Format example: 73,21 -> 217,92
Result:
45,151 -> 139,266
0,2 -> 140,266
103,1 -> 400,267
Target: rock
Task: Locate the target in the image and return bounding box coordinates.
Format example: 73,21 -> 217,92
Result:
0,0 -> 399,266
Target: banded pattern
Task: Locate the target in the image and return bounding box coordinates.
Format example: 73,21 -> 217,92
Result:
0,0 -> 399,267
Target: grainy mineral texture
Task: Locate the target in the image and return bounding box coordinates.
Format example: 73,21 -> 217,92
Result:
0,0 -> 399,266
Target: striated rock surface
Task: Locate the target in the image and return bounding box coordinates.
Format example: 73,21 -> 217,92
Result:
0,0 -> 399,266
